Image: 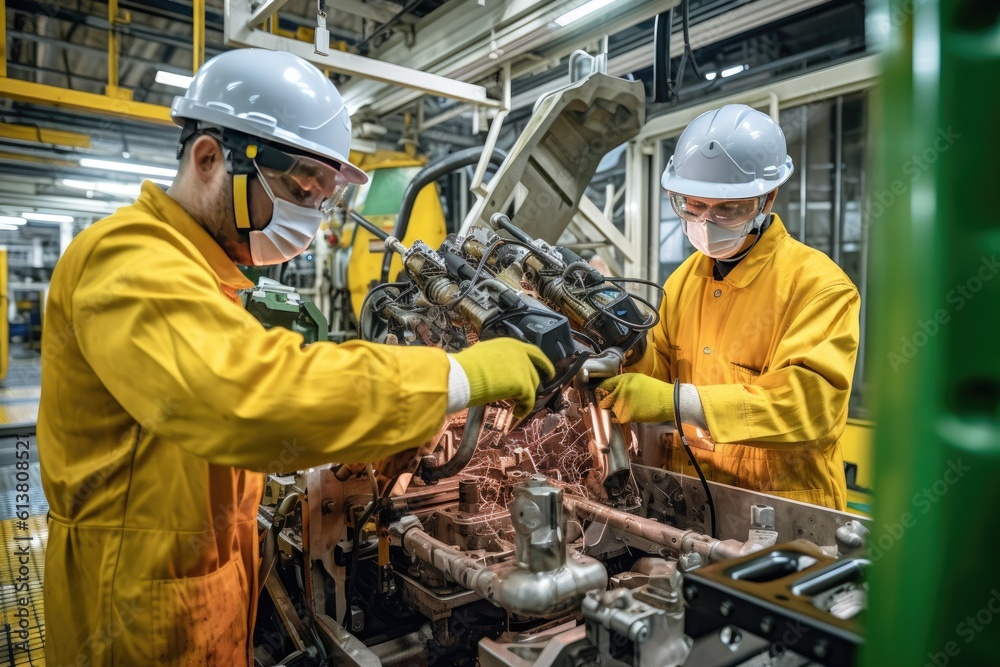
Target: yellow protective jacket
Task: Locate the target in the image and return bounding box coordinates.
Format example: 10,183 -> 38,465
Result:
640,214 -> 860,510
38,182 -> 450,666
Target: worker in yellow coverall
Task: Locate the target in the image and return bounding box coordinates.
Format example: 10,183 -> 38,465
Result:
38,48 -> 552,666
599,104 -> 860,510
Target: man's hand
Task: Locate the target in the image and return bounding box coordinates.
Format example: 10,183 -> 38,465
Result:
597,373 -> 675,423
451,339 -> 555,419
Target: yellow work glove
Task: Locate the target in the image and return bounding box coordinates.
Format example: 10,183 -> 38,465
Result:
597,373 -> 675,423
452,339 -> 556,419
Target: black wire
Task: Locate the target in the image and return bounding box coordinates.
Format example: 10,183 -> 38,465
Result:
344,472 -> 402,621
681,0 -> 706,81
583,287 -> 660,331
582,278 -> 663,330
606,276 -> 665,310
358,282 -> 414,341
440,239 -> 505,312
673,380 -> 716,538
571,329 -> 601,351
671,0 -> 707,100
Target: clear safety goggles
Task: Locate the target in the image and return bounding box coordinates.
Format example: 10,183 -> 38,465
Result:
254,145 -> 350,214
669,193 -> 766,230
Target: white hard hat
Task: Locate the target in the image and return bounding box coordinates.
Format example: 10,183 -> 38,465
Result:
662,104 -> 792,199
171,48 -> 367,185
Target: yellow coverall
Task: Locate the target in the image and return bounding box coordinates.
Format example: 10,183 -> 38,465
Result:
38,182 -> 450,666
640,214 -> 860,510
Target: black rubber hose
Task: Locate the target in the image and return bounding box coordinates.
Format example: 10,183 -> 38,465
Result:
379,146 -> 508,283
674,380 -> 717,538
653,8 -> 673,103
419,404 -> 487,483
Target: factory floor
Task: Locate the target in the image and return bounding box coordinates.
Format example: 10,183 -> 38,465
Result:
0,347 -> 47,665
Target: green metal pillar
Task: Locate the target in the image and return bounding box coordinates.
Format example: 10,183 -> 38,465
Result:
864,1 -> 1000,666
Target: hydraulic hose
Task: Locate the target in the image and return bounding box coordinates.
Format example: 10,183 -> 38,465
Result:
379,147 -> 508,283
419,404 -> 487,483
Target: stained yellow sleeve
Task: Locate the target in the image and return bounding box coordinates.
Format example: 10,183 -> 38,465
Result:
698,285 -> 860,447
71,224 -> 449,469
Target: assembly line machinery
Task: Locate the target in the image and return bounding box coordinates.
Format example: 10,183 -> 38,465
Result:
247,70 -> 871,667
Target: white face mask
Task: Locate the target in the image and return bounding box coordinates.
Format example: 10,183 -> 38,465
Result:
683,212 -> 766,259
248,179 -> 324,266
249,197 -> 323,266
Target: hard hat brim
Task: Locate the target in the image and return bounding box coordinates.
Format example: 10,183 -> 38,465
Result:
661,159 -> 793,200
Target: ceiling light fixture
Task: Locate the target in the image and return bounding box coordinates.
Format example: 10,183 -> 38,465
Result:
554,0 -> 615,27
59,179 -> 143,197
78,158 -> 177,179
0,224 -> 22,231
721,64 -> 748,78
0,216 -> 26,225
21,212 -> 74,223
155,70 -> 194,90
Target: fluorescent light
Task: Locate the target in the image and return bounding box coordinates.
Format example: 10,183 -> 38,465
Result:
155,70 -> 194,90
704,71 -> 717,81
21,212 -> 73,223
0,224 -> 21,231
721,64 -> 748,78
79,158 -> 177,178
0,216 -> 26,225
60,179 -> 142,197
554,0 -> 615,26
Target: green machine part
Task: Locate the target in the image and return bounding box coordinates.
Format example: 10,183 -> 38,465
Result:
241,277 -> 328,344
864,2 -> 1000,666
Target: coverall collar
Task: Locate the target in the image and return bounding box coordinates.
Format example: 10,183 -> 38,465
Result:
695,212 -> 789,288
135,181 -> 253,290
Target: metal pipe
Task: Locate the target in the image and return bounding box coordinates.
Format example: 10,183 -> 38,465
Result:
832,95 -> 843,263
562,494 -> 748,562
0,0 -> 7,78
192,0 -> 205,71
419,404 -> 486,483
107,0 -> 119,94
392,514 -> 607,618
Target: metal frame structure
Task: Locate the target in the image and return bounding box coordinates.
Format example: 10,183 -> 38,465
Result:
334,0 -> 672,119
224,0 -> 503,112
0,0 -> 205,124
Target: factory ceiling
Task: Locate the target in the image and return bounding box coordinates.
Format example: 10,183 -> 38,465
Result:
0,0 -> 867,233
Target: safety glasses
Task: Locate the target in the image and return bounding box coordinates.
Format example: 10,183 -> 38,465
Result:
254,145 -> 350,214
669,193 -> 766,230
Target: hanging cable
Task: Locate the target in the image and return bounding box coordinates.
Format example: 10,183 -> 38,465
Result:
673,380 -> 716,538
652,8 -> 673,104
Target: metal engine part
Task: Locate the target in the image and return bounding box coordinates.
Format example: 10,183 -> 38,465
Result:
250,64 -> 873,667
392,475 -> 608,619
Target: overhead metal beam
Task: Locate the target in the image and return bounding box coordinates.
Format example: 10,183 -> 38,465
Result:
508,0 -> 837,113
337,0 -> 673,119
244,0 -> 290,29
224,0 -> 500,111
0,78 -> 173,125
635,54 -> 881,143
328,0 -> 413,24
0,124 -> 91,149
